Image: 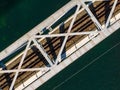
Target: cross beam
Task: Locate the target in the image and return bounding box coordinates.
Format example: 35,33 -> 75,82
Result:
35,31 -> 99,38
9,39 -> 32,90
1,0 -> 118,90
0,67 -> 49,74
79,0 -> 105,31
55,3 -> 81,65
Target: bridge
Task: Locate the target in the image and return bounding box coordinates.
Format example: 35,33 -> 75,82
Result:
0,0 -> 120,90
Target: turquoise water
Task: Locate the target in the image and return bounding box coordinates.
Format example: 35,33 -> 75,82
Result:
0,0 -> 70,52
37,28 -> 120,90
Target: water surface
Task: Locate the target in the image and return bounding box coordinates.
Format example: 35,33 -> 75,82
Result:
0,0 -> 70,51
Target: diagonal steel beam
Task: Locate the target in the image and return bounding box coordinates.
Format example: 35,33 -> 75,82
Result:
55,4 -> 81,65
9,39 -> 32,90
106,0 -> 118,27
32,38 -> 53,66
35,31 -> 99,38
46,0 -> 108,32
79,0 -> 106,31
0,67 -> 49,73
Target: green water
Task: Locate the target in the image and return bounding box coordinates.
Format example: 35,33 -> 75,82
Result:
1,1 -> 120,89
37,28 -> 120,90
0,0 -> 70,52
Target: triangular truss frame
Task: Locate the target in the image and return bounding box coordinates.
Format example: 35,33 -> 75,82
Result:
0,0 -> 118,90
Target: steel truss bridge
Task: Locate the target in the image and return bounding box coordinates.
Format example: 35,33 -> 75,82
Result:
0,0 -> 120,90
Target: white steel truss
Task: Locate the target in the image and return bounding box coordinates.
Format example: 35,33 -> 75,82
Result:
0,0 -> 118,90
105,0 -> 118,27
9,39 -> 32,90
55,3 -> 81,65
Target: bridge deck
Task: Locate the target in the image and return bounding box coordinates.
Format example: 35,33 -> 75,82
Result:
0,0 -> 120,90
